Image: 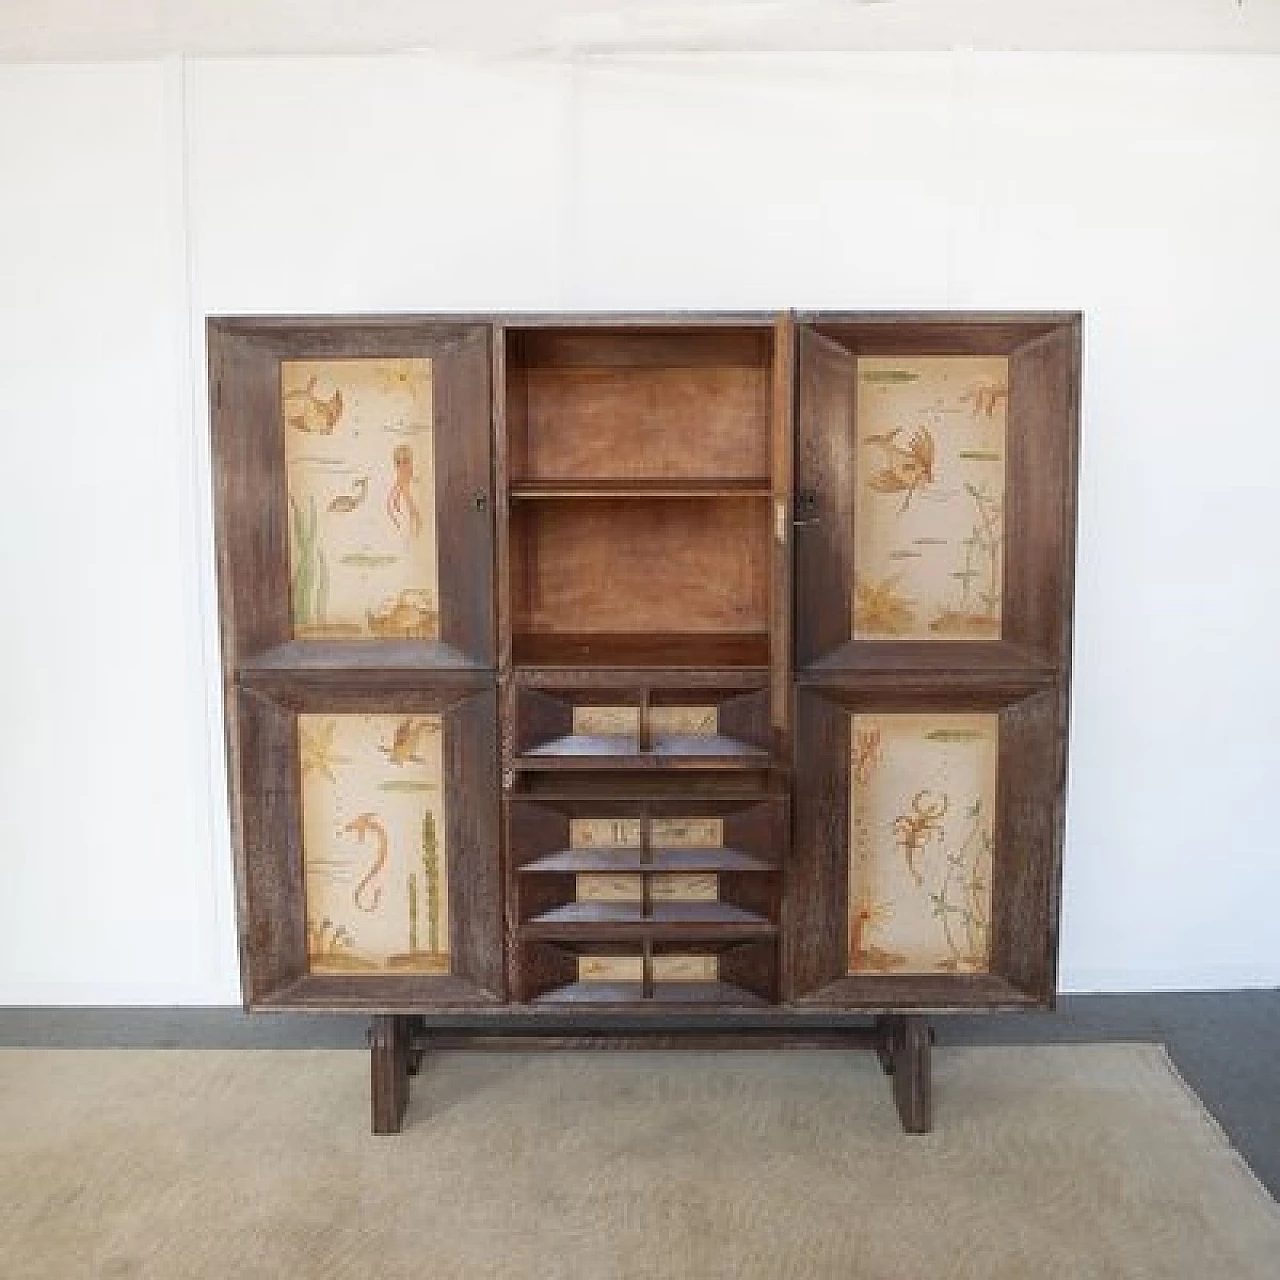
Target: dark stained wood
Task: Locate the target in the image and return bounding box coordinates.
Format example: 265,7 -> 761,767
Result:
520,849 -> 774,874
512,632 -> 770,669
514,666 -> 768,691
771,312 -> 796,757
511,683 -> 774,771
233,688 -> 307,1006
445,688 -> 506,1000
493,324 -> 513,675
802,312 -> 1074,355
230,682 -> 502,1010
885,1014 -> 932,1133
794,325 -> 857,669
1004,321 -> 1082,665
795,973 -> 1037,1011
257,975 -> 502,1011
786,689 -> 851,1000
410,1028 -> 890,1050
511,478 -> 771,498
210,310 -> 1078,1135
370,1014 -> 412,1134
208,318 -> 495,667
788,684 -> 1068,1011
799,640 -> 1055,694
989,689 -> 1065,1004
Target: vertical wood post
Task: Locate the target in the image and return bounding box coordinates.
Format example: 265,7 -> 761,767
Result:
877,1014 -> 933,1134
370,1015 -> 413,1135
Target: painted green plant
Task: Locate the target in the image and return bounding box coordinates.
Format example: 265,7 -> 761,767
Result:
928,799 -> 993,970
289,493 -> 328,626
953,483 -> 1001,619
408,872 -> 419,954
421,811 -> 441,955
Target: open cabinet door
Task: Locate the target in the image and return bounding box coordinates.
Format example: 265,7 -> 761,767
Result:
793,326 -> 858,670
787,314 -> 1079,1011
232,680 -> 503,1008
209,318 -> 503,1014
209,319 -> 495,669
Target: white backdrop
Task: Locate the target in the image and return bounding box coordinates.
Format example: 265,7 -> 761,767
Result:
1,51 -> 1277,1003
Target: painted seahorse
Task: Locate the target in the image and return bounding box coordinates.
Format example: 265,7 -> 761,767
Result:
345,813 -> 390,913
284,376 -> 344,433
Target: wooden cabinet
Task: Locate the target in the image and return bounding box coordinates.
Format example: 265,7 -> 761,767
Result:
209,311 -> 1080,1134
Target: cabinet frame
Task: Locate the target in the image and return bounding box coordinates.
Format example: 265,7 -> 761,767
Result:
208,309 -> 1080,1134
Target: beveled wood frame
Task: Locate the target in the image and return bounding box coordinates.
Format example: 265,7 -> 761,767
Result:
207,311 -> 1079,1044
787,683 -> 1065,1011
230,681 -> 503,1010
794,314 -> 1080,673
207,317 -> 495,671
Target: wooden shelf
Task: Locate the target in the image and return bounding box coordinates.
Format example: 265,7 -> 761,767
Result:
518,848 -> 776,875
512,631 -> 770,670
514,735 -> 772,772
510,477 -> 771,499
237,640 -> 489,688
532,980 -> 767,1007
521,900 -> 776,942
799,640 -> 1056,695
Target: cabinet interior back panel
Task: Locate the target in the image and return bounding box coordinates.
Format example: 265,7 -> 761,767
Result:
853,356 -> 1008,640
510,496 -> 771,634
299,713 -> 449,976
509,331 -> 772,481
283,358 -> 440,640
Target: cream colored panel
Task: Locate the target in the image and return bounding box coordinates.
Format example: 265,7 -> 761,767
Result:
651,955 -> 719,982
853,356 -> 1008,640
571,705 -> 640,737
648,705 -> 719,737
578,955 -> 644,983
569,818 -> 642,850
300,714 -> 448,974
650,874 -> 718,901
576,874 -> 643,902
849,712 -> 996,975
283,358 -> 439,639
650,818 -> 724,848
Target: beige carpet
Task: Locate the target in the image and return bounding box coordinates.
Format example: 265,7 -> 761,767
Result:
0,1044 -> 1274,1279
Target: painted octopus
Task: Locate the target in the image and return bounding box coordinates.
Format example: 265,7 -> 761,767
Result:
387,444 -> 423,536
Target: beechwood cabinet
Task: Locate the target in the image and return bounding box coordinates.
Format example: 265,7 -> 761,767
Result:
209,312 -> 1080,1134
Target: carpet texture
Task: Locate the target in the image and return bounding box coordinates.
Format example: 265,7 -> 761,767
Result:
0,1043 -> 1274,1279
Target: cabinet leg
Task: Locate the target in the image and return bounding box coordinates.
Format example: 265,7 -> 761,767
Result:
370,1015 -> 414,1135
880,1014 -> 932,1134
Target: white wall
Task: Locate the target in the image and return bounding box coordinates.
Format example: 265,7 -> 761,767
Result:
2,51 -> 1278,1003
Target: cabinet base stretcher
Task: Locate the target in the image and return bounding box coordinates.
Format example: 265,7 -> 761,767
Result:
368,1013 -> 933,1136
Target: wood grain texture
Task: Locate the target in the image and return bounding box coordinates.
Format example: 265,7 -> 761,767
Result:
370,1014 -> 412,1134
510,497 -> 771,636
1004,321 -> 1082,666
794,326 -> 857,669
210,311 -> 1079,1061
230,683 -> 502,1010
990,689 -> 1064,1004
771,313 -> 795,756
887,1014 -> 932,1133
786,689 -> 851,999
209,318 -> 495,667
